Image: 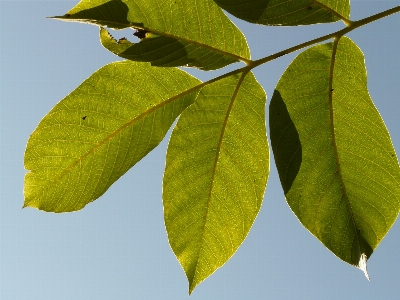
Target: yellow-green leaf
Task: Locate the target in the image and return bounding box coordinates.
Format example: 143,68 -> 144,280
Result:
270,36 -> 400,276
24,61 -> 200,212
163,71 -> 269,293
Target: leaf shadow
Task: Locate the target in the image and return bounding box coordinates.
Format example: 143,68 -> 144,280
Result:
269,90 -> 302,194
119,37 -> 197,68
214,0 -> 268,23
103,32 -> 236,70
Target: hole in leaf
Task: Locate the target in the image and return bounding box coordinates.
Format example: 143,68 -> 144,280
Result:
133,29 -> 149,39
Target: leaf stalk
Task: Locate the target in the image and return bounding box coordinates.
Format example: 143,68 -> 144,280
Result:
251,5 -> 400,68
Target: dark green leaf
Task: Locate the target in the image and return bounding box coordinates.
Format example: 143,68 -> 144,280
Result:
163,71 -> 269,293
213,0 -> 350,25
270,36 -> 400,276
24,61 -> 200,212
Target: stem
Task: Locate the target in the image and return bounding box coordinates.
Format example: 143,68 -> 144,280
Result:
176,6 -> 400,98
251,5 -> 400,68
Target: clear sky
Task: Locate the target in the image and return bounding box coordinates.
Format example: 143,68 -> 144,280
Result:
1,1 -> 399,299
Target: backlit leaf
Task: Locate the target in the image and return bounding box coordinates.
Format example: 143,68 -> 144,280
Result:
270,36 -> 400,275
24,61 -> 200,212
100,28 -> 240,71
213,0 -> 350,25
163,71 -> 269,293
53,0 -> 251,70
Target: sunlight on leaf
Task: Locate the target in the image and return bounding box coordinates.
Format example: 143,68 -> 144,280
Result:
24,61 -> 200,212
53,0 -> 251,70
163,71 -> 269,294
270,36 -> 400,271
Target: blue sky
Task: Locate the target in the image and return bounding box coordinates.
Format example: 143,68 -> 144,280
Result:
1,1 -> 400,299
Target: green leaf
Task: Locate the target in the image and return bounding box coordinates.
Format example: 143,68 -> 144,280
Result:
213,0 -> 350,25
54,0 -> 251,70
24,61 -> 201,212
163,71 -> 269,293
100,28 -> 240,71
270,36 -> 400,275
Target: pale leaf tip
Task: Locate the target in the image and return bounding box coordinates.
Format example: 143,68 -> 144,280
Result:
358,253 -> 370,281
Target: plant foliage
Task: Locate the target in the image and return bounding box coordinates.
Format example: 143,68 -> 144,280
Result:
24,0 -> 400,294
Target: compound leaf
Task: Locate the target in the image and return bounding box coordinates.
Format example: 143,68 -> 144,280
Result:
163,71 -> 269,293
54,0 -> 250,70
213,0 -> 350,25
270,36 -> 400,276
24,61 -> 200,212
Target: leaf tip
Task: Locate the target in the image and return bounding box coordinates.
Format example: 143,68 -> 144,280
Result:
22,201 -> 36,210
358,253 -> 370,281
188,282 -> 196,296
47,14 -> 71,20
187,273 -> 200,295
22,198 -> 37,210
